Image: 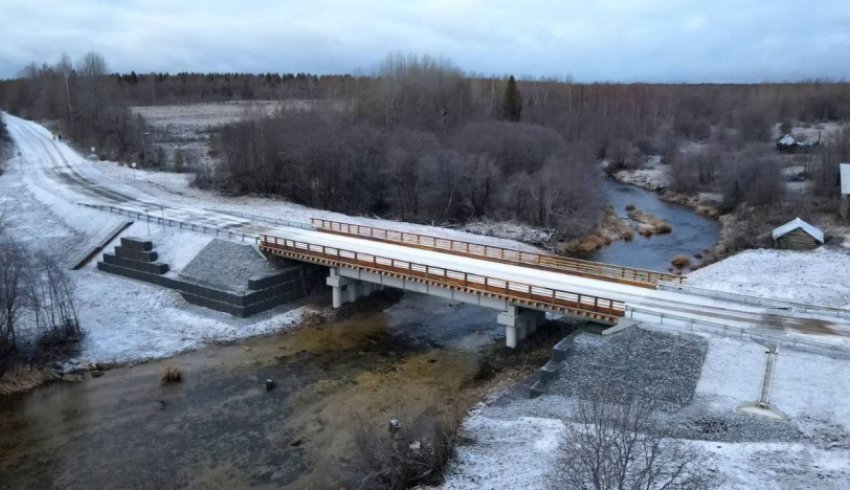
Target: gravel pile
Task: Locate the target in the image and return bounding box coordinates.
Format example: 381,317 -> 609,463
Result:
179,239 -> 291,293
669,412 -> 800,442
547,328 -> 707,408
541,328 -> 802,443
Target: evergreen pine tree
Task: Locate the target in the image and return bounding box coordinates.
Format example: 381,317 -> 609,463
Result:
502,75 -> 522,122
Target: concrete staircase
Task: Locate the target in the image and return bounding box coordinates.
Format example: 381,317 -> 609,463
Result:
99,237 -> 170,275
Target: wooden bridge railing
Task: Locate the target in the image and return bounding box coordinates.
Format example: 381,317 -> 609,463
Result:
259,234 -> 625,324
309,218 -> 683,288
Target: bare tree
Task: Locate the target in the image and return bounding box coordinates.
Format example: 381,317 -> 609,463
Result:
56,52 -> 75,124
0,214 -> 29,370
76,51 -> 109,140
29,253 -> 80,345
553,387 -> 711,490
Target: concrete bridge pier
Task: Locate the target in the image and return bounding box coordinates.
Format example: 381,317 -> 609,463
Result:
327,268 -> 376,308
498,306 -> 546,348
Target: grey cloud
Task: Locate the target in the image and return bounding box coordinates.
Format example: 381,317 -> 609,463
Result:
1,0 -> 848,82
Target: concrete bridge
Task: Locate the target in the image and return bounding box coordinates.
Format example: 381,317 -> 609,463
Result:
259,219 -> 677,347
257,218 -> 850,352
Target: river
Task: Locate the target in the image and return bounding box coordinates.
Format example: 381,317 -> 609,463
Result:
0,183 -> 719,488
0,292 -> 566,489
590,179 -> 721,271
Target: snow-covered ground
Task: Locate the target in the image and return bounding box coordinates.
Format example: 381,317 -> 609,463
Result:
688,247 -> 850,309
1,112 -> 549,364
130,99 -> 343,130
613,156 -> 670,191
0,147 -> 310,363
443,332 -> 850,489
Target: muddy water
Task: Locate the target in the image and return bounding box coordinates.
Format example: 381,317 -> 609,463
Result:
0,292 -> 520,489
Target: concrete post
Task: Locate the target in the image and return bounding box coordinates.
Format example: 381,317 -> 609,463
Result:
327,268 -> 355,309
346,280 -> 359,303
498,306 -> 544,348
505,324 -> 519,348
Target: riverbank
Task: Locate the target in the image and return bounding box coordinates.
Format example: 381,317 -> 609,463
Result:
0,290 -> 579,488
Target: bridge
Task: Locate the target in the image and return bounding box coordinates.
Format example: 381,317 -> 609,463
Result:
255,218 -> 850,352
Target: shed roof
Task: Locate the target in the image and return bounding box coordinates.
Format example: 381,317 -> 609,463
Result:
771,217 -> 824,243
840,163 -> 850,195
777,134 -> 796,146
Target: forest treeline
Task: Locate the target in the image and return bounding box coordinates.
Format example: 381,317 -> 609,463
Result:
3,52 -> 850,241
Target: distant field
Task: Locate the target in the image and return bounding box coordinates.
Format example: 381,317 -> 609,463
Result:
130,99 -> 344,130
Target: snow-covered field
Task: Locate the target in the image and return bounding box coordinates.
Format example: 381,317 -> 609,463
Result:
130,100 -> 333,129
443,332 -> 850,489
689,247 -> 850,309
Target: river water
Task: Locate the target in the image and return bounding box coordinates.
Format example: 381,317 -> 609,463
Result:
0,182 -> 719,488
0,293 -> 554,489
590,179 -> 721,271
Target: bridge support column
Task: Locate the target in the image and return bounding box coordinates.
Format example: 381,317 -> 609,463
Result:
327,268 -> 376,308
498,306 -> 546,348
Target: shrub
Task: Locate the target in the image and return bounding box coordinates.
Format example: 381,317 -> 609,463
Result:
348,408 -> 463,489
161,366 -> 182,384
671,254 -> 691,268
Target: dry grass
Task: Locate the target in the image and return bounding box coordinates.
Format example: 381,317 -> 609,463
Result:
0,365 -> 58,397
671,254 -> 691,269
161,366 -> 183,384
656,223 -> 673,234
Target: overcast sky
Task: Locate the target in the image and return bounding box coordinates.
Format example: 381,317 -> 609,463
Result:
2,0 -> 849,82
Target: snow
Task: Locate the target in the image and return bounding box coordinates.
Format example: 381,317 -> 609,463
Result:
1,111 -> 554,365
443,333 -> 850,490
693,336 -> 766,412
613,155 -> 670,191
778,134 -> 796,146
462,220 -> 551,245
0,112 -> 314,364
72,267 -> 309,363
770,349 -> 850,431
771,217 -> 824,244
444,415 -> 564,489
688,248 -> 850,309
130,100 -> 340,129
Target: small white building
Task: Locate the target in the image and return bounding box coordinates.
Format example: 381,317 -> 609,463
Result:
772,217 -> 824,250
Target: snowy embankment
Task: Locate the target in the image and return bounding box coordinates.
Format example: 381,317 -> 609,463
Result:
93,162 -> 546,253
1,162 -> 311,364
443,333 -> 850,489
688,247 -> 850,309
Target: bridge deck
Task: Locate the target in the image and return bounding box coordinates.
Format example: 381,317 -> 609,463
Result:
309,218 -> 682,288
259,234 -> 625,324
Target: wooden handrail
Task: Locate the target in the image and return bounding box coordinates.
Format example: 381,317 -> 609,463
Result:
259,234 -> 625,323
309,218 -> 683,288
